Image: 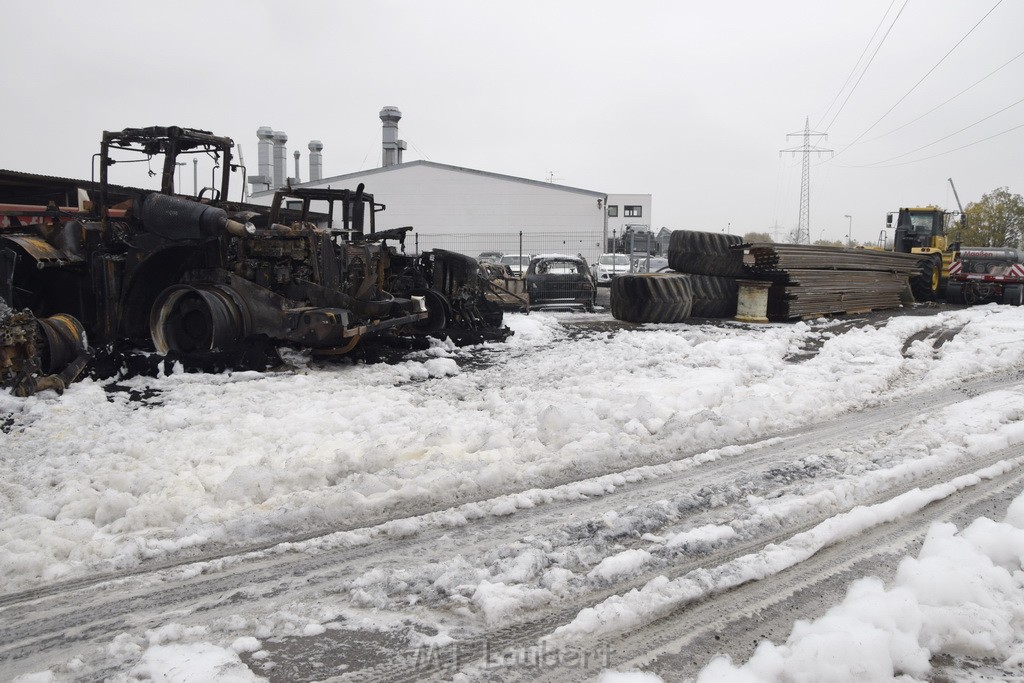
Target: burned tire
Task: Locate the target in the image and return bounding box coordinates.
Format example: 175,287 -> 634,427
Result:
667,230 -> 745,277
686,274 -> 738,318
910,256 -> 941,302
150,284 -> 246,355
410,288 -> 453,332
611,274 -> 693,323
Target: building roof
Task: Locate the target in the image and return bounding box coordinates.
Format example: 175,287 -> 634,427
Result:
251,159 -> 606,200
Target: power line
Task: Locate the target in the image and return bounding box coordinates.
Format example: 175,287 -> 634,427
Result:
833,0 -> 1004,159
817,0 -> 905,133
815,0 -> 898,129
861,95 -> 1024,166
866,120 -> 1024,168
861,48 -> 1024,144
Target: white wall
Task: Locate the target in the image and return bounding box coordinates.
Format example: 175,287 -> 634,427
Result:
606,193 -> 653,236
251,163 -> 606,233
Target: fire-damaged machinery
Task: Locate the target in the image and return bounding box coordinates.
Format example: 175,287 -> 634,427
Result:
946,247 -> 1024,306
0,126 -> 507,395
0,299 -> 90,397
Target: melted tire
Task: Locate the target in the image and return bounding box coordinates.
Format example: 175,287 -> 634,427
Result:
611,274 -> 693,323
667,230 -> 745,277
687,274 -> 739,318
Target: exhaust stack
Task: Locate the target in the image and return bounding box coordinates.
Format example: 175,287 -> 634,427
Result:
380,106 -> 407,167
272,130 -> 288,189
308,140 -> 323,181
247,126 -> 274,193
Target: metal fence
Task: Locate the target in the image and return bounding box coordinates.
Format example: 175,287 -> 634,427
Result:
406,230 -> 606,266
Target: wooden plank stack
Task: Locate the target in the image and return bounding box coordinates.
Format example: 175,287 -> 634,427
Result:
742,244 -> 922,320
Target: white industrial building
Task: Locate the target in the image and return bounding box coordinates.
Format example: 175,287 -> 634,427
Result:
606,193 -> 653,235
246,107 -> 652,261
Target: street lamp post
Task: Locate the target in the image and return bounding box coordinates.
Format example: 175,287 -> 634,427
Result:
844,214 -> 852,247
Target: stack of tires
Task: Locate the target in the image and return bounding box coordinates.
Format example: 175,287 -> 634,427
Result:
611,231 -> 744,323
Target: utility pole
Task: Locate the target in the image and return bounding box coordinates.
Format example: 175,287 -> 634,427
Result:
780,117 -> 833,244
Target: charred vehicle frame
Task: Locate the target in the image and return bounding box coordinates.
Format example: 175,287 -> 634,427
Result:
0,126 -> 507,395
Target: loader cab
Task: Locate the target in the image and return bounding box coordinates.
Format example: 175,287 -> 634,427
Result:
267,184 -> 385,240
887,208 -> 945,253
97,126 -> 239,222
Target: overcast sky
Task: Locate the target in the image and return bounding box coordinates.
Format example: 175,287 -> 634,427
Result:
4,0 -> 1022,243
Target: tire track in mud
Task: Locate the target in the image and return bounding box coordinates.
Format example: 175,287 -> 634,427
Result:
0,374 -> 1020,673
603,463 -> 1024,683
900,323 -> 966,358
367,450 -> 1024,683
1,378 -> 1022,679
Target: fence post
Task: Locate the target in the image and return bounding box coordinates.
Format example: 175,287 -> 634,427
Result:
519,230 -> 523,264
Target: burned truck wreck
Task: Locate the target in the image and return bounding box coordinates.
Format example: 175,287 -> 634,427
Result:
0,126 -> 508,395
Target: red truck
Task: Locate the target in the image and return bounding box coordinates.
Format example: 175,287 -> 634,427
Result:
946,247 -> 1024,306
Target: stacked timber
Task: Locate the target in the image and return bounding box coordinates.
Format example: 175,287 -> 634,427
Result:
743,243 -> 922,320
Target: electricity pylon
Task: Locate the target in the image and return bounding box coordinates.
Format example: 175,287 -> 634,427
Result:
780,117 -> 833,244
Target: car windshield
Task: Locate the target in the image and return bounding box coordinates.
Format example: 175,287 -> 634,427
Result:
536,260 -> 581,274
904,212 -> 934,232
599,254 -> 630,265
500,255 -> 529,266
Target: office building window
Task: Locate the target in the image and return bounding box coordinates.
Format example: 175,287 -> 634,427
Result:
607,205 -> 619,217
624,206 -> 642,217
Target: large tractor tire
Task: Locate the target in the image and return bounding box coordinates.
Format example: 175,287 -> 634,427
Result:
910,255 -> 941,302
611,274 -> 693,323
686,274 -> 739,318
667,230 -> 746,277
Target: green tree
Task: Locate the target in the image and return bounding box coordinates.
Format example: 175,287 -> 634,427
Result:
961,187 -> 1024,248
743,231 -> 774,243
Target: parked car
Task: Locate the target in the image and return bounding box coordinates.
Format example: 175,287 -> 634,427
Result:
632,255 -> 670,273
499,254 -> 532,276
593,253 -> 632,286
525,254 -> 596,312
477,251 -> 504,264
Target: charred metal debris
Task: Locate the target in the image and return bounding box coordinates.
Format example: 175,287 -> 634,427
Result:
0,126 -> 510,396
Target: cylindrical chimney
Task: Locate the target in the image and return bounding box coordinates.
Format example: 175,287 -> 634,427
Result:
256,126 -> 273,190
380,106 -> 402,168
272,130 -> 288,189
308,140 -> 323,182
293,150 -> 301,184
